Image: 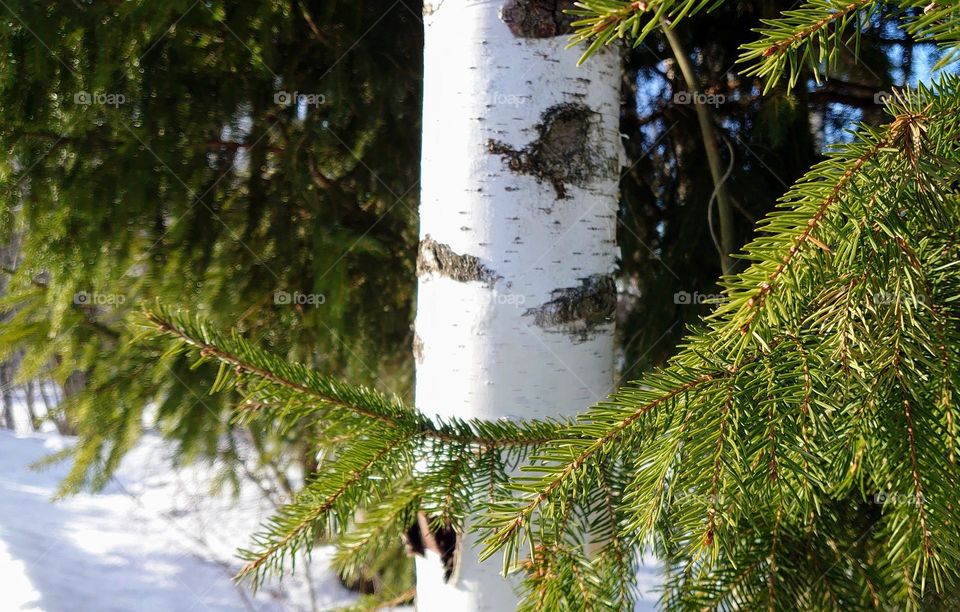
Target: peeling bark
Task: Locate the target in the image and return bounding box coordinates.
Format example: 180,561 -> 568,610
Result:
487,103 -> 612,199
500,0 -> 578,38
423,1 -> 445,17
417,235 -> 500,285
413,332 -> 425,365
524,274 -> 616,341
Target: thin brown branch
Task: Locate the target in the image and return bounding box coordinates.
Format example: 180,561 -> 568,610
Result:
739,132 -> 893,336
491,372 -> 721,546
146,312 -> 555,449
761,0 -> 874,59
705,382 -> 733,547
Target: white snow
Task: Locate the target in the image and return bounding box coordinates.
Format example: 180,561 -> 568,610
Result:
0,426 -> 661,611
0,429 -> 356,612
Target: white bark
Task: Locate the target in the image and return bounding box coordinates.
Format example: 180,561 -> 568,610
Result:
414,1 -> 622,609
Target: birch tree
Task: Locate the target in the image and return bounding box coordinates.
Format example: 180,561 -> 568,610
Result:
142,1 -> 960,610
413,0 -> 621,607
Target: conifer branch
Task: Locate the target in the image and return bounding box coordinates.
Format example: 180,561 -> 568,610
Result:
144,310 -> 563,450
481,76 -> 960,606
236,433 -> 414,585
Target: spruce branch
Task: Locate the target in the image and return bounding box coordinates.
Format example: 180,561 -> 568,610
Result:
143,308 -> 564,450
738,0 -> 878,91
479,76 -> 960,606
568,0 -> 725,63
236,431 -> 416,589
902,0 -> 960,69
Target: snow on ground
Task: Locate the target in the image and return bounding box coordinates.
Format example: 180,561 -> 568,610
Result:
0,423 -> 663,611
0,429 -> 355,612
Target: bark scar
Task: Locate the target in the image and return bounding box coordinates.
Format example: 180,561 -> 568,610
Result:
404,512 -> 459,582
524,274 -> 616,341
417,235 -> 500,285
500,0 -> 578,38
487,103 -> 610,200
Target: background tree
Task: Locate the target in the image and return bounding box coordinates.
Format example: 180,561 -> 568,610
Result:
0,0 -> 423,594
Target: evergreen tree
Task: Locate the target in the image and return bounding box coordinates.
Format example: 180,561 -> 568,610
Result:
0,1 -> 421,483
143,2 -> 960,610
0,0 -> 947,609
0,0 -> 422,595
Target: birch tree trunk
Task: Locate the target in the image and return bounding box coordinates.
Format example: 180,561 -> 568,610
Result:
414,1 -> 622,608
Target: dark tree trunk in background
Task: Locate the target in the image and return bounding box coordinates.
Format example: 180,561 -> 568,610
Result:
0,364 -> 13,430
24,379 -> 38,431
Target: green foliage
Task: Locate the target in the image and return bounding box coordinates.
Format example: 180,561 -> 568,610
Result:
148,73 -> 960,609
0,0 -> 422,494
573,0 -> 960,92
2,0 -> 956,609
140,305 -> 565,594
903,0 -> 960,69
738,0 -> 880,92
568,1 -> 723,60
481,77 -> 960,608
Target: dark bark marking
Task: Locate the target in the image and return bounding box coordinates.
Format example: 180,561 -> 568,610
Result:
500,0 -> 578,38
417,235 -> 500,285
524,273 -> 616,341
487,103 -> 611,199
404,512 -> 458,582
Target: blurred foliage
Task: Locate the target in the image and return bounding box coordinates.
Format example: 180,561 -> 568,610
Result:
0,0 -> 422,486
0,0 -> 423,595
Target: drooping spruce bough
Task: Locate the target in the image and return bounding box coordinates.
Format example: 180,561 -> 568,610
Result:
145,2 -> 960,609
